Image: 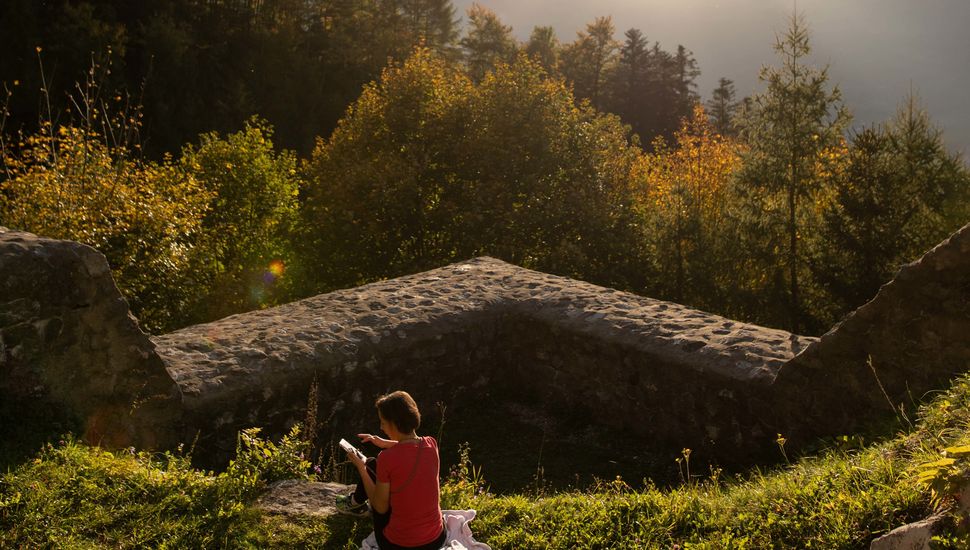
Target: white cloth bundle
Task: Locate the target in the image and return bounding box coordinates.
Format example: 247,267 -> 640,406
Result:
359,509 -> 491,550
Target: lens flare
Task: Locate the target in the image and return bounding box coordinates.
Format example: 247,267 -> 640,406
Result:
252,260 -> 285,304
268,260 -> 285,277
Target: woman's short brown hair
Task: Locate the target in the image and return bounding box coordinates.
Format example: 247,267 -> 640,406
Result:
376,391 -> 421,434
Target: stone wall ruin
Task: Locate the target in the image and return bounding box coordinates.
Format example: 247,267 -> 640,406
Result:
768,222 -> 970,449
154,257 -> 816,463
2,222 -> 968,471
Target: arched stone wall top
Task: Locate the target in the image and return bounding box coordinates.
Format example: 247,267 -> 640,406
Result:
156,256 -> 816,403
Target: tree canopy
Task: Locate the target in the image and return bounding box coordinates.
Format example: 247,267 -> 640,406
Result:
1,6 -> 967,336
300,50 -> 644,293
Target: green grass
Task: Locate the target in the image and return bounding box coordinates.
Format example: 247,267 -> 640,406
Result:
6,375 -> 970,548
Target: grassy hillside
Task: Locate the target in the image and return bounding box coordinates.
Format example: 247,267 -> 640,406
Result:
4,373 -> 970,548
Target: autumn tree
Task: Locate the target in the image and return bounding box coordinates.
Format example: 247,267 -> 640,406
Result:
0,68 -> 302,331
736,13 -> 849,332
0,113 -> 211,332
637,105 -> 742,308
178,117 -> 301,324
560,16 -> 618,110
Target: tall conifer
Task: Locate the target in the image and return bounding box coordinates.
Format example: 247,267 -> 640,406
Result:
525,25 -> 559,74
707,77 -> 740,136
460,3 -> 517,81
560,16 -> 617,110
736,13 -> 849,332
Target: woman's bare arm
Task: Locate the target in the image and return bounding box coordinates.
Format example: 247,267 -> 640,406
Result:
357,433 -> 397,449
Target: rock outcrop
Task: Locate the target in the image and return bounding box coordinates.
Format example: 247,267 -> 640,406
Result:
256,480 -> 351,518
0,228 -> 182,449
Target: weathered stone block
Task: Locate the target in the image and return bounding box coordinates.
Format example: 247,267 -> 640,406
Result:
0,228 -> 182,450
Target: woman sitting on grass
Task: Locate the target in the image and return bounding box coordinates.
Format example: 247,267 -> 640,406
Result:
338,390 -> 446,550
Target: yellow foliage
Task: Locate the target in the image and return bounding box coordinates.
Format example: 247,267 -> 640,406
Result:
0,124 -> 212,330
639,105 -> 742,224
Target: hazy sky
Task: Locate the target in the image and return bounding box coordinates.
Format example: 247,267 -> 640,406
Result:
453,0 -> 970,155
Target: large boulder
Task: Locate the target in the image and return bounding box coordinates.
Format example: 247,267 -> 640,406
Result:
0,228 -> 182,449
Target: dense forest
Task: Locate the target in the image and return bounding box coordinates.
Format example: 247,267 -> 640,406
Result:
1,0 -> 968,336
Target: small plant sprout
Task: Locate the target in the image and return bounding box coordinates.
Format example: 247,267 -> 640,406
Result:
776,433 -> 789,464
678,448 -> 692,484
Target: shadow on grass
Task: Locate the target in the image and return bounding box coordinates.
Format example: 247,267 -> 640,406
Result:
426,392 -> 911,495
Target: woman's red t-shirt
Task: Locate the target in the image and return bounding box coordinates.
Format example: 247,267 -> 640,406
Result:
377,436 -> 443,547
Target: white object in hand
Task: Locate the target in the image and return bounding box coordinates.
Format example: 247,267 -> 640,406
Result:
339,438 -> 366,461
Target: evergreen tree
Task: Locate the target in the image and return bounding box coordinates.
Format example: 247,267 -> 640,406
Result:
707,77 -> 740,136
524,25 -> 559,74
398,0 -> 462,58
813,94 -> 970,315
605,28 -> 651,139
0,0 -> 464,157
673,45 -> 700,106
597,31 -> 702,146
460,3 -> 517,81
736,13 -> 850,333
652,44 -> 700,138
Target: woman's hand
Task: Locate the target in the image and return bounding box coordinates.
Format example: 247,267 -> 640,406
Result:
358,433 -> 396,449
346,447 -> 366,470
